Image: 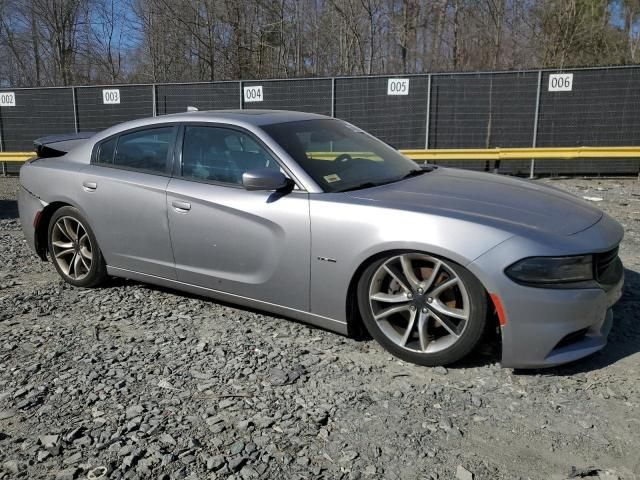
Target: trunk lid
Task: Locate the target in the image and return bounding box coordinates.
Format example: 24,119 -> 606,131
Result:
34,132 -> 95,158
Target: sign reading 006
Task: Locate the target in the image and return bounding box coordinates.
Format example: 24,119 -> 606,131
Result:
548,74 -> 573,92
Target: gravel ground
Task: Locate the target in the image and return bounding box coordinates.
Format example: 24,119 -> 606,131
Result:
0,175 -> 638,480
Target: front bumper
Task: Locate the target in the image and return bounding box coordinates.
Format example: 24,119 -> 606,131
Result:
469,213 -> 624,369
497,273 -> 622,368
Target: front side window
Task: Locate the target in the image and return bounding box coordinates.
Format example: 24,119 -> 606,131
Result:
261,119 -> 419,192
95,126 -> 174,173
181,126 -> 279,185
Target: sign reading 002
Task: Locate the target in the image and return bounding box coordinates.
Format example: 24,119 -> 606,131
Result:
102,89 -> 121,104
0,92 -> 16,107
387,78 -> 409,95
244,85 -> 263,103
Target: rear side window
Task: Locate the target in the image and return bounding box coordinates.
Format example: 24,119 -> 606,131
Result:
97,137 -> 116,164
94,126 -> 175,174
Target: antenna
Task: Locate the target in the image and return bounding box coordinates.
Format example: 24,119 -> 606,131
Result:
186,106 -> 198,112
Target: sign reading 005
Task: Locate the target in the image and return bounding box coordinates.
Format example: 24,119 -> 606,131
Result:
387,78 -> 409,95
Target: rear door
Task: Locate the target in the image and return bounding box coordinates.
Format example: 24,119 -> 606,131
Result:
166,124 -> 311,310
79,125 -> 177,279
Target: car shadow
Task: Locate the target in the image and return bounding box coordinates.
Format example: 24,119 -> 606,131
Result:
98,276 -> 346,335
0,200 -> 18,220
515,267 -> 640,376
99,266 -> 639,374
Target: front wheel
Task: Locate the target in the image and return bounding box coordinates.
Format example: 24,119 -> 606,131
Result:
357,252 -> 487,366
48,206 -> 107,288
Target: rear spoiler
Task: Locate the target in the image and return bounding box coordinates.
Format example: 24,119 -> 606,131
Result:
34,132 -> 96,158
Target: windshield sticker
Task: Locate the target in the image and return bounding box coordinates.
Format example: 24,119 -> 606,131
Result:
324,174 -> 341,183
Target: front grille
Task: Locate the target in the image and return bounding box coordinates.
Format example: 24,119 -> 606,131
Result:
554,328 -> 589,350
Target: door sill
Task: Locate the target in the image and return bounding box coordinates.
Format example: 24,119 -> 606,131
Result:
106,265 -> 348,335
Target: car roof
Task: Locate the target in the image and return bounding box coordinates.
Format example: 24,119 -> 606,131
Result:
161,109 -> 328,126
93,109 -> 331,140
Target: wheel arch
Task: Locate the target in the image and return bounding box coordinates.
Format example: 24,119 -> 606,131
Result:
345,248 -> 502,347
35,201 -> 74,260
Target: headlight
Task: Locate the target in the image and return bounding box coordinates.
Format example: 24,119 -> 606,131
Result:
505,255 -> 593,286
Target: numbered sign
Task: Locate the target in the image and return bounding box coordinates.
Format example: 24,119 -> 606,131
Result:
387,78 -> 409,95
0,92 -> 16,107
244,85 -> 263,103
102,89 -> 121,104
548,74 -> 573,92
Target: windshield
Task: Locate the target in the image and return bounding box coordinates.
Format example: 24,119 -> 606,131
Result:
261,119 -> 420,192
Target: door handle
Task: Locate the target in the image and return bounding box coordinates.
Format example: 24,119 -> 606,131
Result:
172,200 -> 191,212
82,181 -> 97,191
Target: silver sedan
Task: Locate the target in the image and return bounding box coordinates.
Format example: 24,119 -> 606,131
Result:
18,110 -> 624,368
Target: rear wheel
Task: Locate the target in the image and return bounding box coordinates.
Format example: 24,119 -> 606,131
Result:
357,252 -> 487,366
48,206 -> 107,288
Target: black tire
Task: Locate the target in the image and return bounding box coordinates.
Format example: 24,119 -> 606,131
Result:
357,252 -> 487,367
47,206 -> 107,288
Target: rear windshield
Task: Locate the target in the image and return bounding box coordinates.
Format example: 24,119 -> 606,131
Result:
261,119 -> 417,192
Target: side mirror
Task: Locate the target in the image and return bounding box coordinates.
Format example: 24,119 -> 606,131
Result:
242,168 -> 292,191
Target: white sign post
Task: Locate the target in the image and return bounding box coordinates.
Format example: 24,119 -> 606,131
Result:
387,78 -> 410,95
0,92 -> 16,107
102,89 -> 121,104
244,85 -> 263,103
548,73 -> 573,92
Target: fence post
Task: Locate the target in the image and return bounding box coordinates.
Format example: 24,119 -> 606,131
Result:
152,84 -> 157,117
425,74 -> 432,150
239,81 -> 243,109
331,77 -> 336,117
0,102 -> 5,175
0,117 -> 5,174
530,70 -> 542,178
71,87 -> 79,133
0,108 -> 4,151
0,97 -> 7,177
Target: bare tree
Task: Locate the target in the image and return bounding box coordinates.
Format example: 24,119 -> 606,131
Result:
31,0 -> 88,85
0,0 -> 637,87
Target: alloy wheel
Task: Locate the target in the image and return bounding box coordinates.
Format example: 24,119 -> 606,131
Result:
368,253 -> 470,354
51,216 -> 93,281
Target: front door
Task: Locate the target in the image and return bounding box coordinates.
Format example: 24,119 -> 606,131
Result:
166,125 -> 311,310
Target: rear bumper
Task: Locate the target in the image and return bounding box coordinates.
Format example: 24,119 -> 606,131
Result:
17,185 -> 42,254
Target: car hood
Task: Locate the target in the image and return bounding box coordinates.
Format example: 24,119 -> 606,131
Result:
346,168 -> 603,236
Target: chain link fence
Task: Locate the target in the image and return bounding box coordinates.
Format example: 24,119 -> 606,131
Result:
1,65 -> 640,175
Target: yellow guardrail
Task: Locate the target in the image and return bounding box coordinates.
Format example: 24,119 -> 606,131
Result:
0,152 -> 35,162
0,152 -> 35,175
2,146 -> 640,165
1,147 -> 640,175
402,146 -> 640,161
304,147 -> 640,161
